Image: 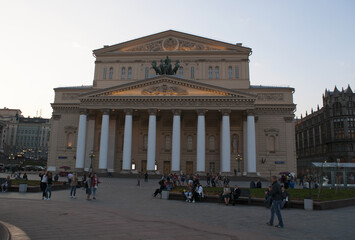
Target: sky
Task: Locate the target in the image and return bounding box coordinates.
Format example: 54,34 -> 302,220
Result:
1,0 -> 354,118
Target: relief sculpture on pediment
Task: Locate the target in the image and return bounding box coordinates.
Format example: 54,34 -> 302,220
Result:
141,84 -> 188,96
122,37 -> 223,52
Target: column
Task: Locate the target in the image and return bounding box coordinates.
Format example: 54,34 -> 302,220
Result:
98,109 -> 110,171
171,110 -> 181,173
147,109 -> 157,171
75,109 -> 87,170
84,116 -> 95,171
247,110 -> 256,173
196,110 -> 205,173
243,119 -> 248,174
122,109 -> 133,171
107,116 -> 117,172
221,110 -> 231,173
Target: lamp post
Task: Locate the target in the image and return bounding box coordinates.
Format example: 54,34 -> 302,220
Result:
89,151 -> 95,173
235,154 -> 243,176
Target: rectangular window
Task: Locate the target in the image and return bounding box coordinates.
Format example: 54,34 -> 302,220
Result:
235,66 -> 240,78
190,67 -> 194,79
103,68 -> 107,79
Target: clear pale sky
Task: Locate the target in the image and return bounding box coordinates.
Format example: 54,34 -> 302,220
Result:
1,0 -> 354,118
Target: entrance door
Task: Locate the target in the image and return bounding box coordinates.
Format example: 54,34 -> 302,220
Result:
163,161 -> 171,175
186,161 -> 193,175
141,160 -> 147,172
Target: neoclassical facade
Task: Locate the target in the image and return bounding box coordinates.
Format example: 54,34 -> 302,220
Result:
47,30 -> 297,177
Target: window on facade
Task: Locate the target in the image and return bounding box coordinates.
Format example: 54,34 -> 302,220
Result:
165,135 -> 171,151
235,66 -> 240,78
103,67 -> 107,79
127,67 -> 132,79
121,67 -> 126,79
209,136 -> 215,151
208,67 -> 213,79
190,67 -> 195,79
228,66 -> 233,79
269,135 -> 276,152
215,67 -> 219,79
348,102 -> 355,115
145,67 -> 149,79
231,134 -> 239,154
187,135 -> 193,151
143,134 -> 148,151
333,102 -> 342,116
179,67 -> 183,77
109,67 -> 113,79
209,162 -> 216,173
67,133 -> 74,148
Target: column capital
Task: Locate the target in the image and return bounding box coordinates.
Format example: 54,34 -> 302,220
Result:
172,109 -> 182,115
148,109 -> 157,115
196,109 -> 206,116
79,108 -> 88,115
246,109 -> 256,116
101,109 -> 110,115
221,109 -> 231,116
124,109 -> 133,115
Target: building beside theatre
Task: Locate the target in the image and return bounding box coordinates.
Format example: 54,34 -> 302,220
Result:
296,86 -> 355,174
48,30 -> 296,177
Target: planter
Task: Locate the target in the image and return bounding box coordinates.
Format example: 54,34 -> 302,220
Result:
304,198 -> 313,211
19,183 -> 28,193
161,190 -> 170,200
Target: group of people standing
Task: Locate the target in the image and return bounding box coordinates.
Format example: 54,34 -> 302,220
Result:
39,171 -> 53,200
67,172 -> 101,200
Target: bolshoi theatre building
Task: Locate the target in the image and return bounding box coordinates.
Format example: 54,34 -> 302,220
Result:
47,30 -> 297,177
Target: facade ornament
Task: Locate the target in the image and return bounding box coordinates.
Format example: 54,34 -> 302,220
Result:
124,109 -> 133,115
142,84 -> 188,96
246,109 -> 256,116
148,109 -> 157,115
172,109 -> 182,115
151,56 -> 180,75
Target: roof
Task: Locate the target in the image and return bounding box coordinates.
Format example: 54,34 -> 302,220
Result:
250,85 -> 294,90
55,85 -> 93,90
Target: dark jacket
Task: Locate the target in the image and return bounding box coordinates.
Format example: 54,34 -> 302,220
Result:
270,181 -> 282,201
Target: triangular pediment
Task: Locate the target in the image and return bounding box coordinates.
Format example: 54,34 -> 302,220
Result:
80,76 -> 256,99
93,30 -> 251,55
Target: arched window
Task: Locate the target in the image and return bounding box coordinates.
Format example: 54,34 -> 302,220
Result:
127,67 -> 132,79
109,67 -> 113,79
67,133 -> 74,148
208,67 -> 213,79
165,135 -> 171,151
121,67 -> 126,79
333,102 -> 342,116
103,68 -> 107,79
145,67 -> 149,79
235,66 -> 240,78
190,66 -> 195,79
228,66 -> 233,79
209,136 -> 215,151
187,135 -> 193,152
269,135 -> 276,152
231,134 -> 239,154
215,67 -> 219,79
179,67 -> 183,77
143,134 -> 148,151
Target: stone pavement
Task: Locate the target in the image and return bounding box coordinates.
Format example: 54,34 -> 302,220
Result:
0,177 -> 354,240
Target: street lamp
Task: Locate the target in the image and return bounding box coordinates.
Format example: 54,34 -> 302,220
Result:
235,154 -> 243,176
89,151 -> 95,173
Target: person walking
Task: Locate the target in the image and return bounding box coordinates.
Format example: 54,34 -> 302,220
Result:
86,173 -> 93,200
40,171 -> 48,200
92,173 -> 100,200
70,173 -> 78,199
46,172 -> 53,200
266,176 -> 284,228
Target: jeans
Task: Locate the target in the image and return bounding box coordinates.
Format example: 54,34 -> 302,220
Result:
270,200 -> 284,227
46,184 -> 52,199
92,187 -> 97,198
70,186 -> 77,197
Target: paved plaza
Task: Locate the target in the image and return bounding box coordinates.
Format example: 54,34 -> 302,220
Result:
0,175 -> 354,240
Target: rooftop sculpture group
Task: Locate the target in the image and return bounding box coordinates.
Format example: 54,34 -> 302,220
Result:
152,56 -> 180,75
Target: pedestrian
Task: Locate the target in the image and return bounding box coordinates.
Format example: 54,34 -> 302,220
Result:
92,173 -> 100,200
206,173 -> 211,187
234,168 -> 237,176
46,171 -> 53,200
137,173 -> 141,186
70,173 -> 78,199
144,172 -> 148,182
40,171 -> 48,200
266,176 -> 284,228
86,173 -> 93,200
68,172 -> 73,187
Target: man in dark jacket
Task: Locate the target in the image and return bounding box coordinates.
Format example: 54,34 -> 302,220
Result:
266,176 -> 284,228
